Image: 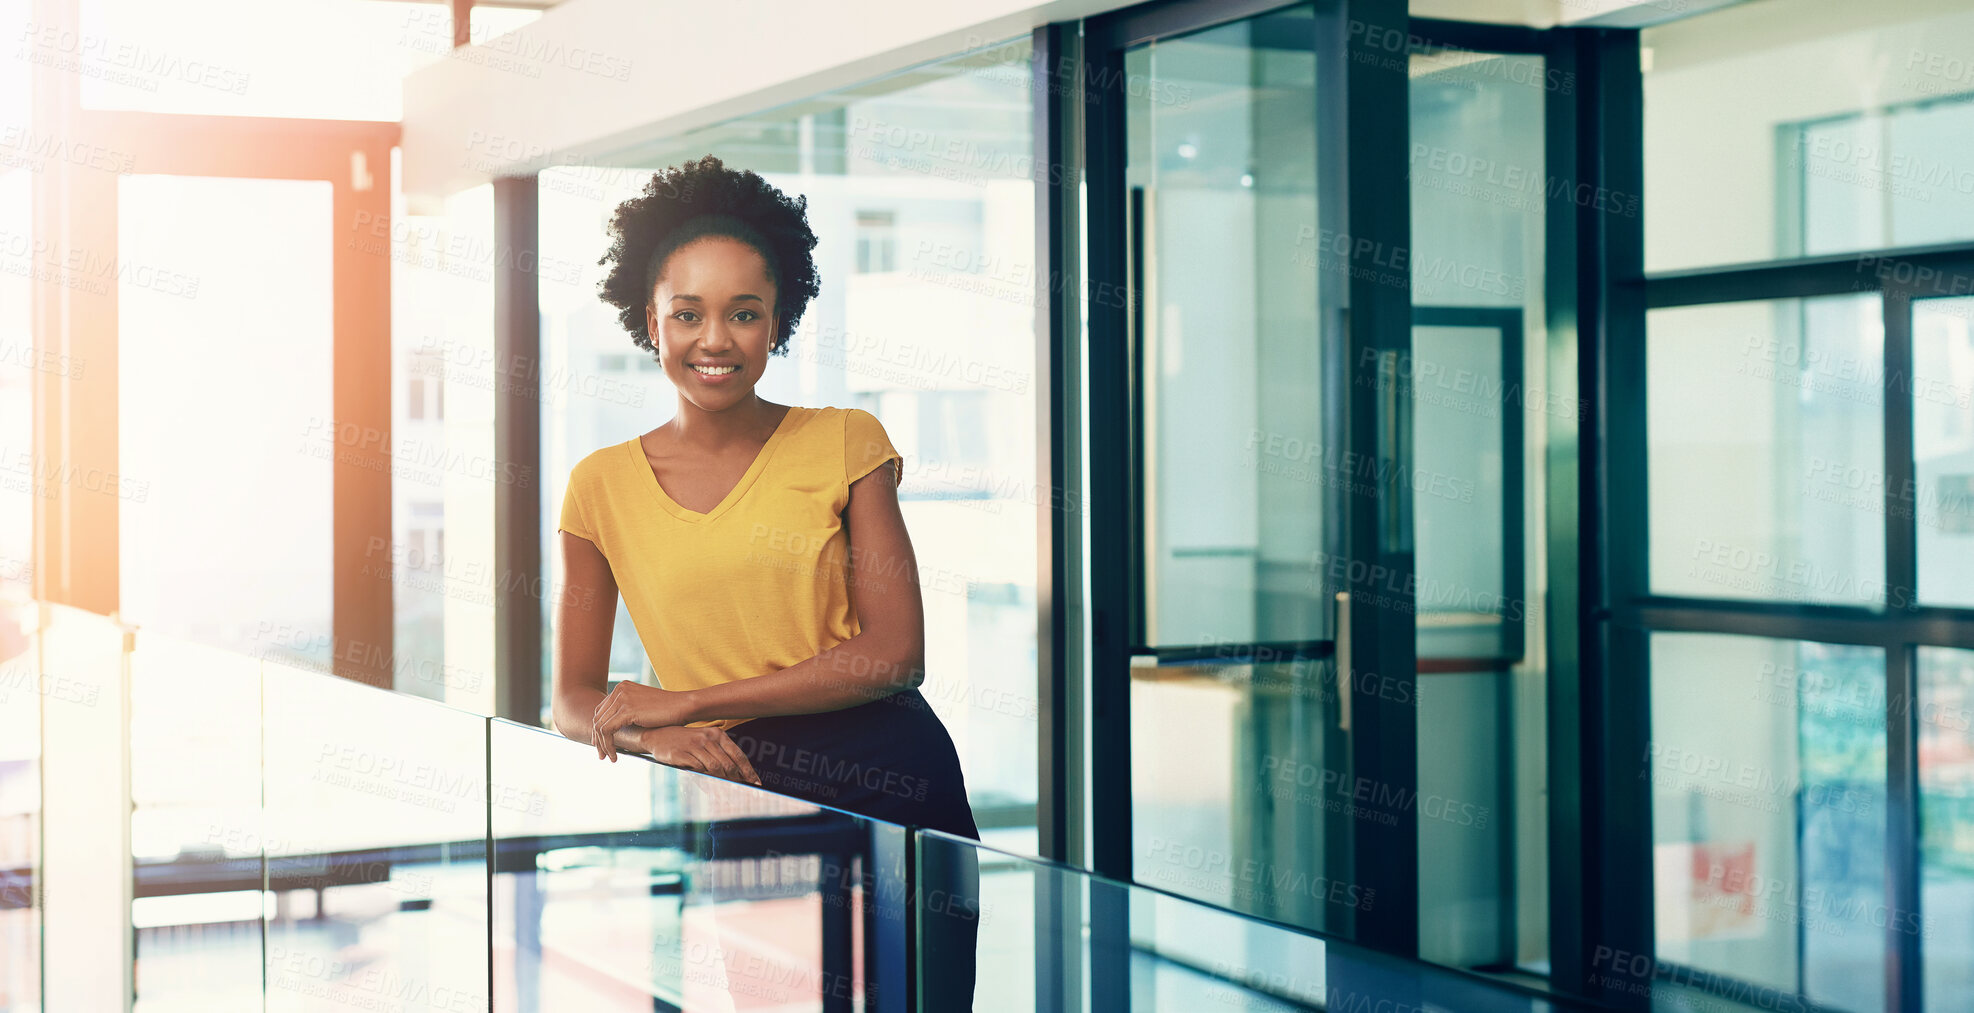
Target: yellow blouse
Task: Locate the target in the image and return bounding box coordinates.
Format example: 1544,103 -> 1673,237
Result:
557,405 -> 905,731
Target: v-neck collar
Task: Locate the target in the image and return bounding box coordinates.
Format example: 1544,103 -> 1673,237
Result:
630,406 -> 803,523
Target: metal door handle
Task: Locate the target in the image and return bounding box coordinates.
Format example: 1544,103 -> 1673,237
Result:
1335,591 -> 1351,733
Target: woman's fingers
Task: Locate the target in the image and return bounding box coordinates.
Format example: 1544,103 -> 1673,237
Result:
593,696 -> 622,762
677,742 -> 737,785
682,746 -> 723,779
710,732 -> 763,786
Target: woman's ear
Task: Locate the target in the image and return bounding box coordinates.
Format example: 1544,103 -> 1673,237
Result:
645,302 -> 658,340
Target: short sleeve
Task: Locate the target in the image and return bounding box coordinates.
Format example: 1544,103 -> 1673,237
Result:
558,459 -> 598,542
844,408 -> 903,490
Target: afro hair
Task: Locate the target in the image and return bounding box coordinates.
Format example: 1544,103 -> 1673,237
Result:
596,154 -> 822,357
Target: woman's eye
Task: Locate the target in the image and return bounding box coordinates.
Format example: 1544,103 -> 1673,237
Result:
673,311 -> 697,322
734,310 -> 757,322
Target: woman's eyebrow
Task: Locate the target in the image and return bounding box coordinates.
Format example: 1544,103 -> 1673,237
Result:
669,293 -> 766,303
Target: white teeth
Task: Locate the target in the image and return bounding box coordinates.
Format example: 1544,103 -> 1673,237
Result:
692,364 -> 738,375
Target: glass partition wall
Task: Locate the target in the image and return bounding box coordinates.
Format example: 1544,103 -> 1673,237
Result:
1090,1 -> 1562,991
1638,2 -> 1974,1012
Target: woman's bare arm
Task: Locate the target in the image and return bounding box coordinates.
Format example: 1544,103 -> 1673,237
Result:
550,530 -> 656,757
644,462 -> 926,726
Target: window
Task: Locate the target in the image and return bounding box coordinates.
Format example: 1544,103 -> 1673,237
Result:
1646,295 -> 1885,606
1650,634 -> 1887,1011
1644,0 -> 1974,271
855,209 -> 896,273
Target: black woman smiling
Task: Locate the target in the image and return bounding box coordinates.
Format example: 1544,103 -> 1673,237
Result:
549,154 -> 981,1006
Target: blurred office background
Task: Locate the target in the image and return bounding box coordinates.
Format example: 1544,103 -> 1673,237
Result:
2,0 -> 1972,1010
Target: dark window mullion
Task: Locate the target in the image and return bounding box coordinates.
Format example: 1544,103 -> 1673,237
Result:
1885,285 -> 1918,611
1887,643 -> 1922,1013
1883,279 -> 1922,1013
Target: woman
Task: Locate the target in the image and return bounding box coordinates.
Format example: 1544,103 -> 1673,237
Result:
549,155 -> 980,1005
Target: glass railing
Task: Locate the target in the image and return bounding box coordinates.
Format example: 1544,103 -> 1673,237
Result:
918,830 -> 1586,1012
18,602 -> 1614,1012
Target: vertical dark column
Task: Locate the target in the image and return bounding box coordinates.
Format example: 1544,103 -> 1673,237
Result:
1335,0 -> 1419,957
1033,19 -> 1077,867
1541,27 -> 1590,999
1083,30 -> 1133,887
333,145 -> 396,689
1033,19 -> 1088,1013
1080,29 -> 1135,1013
1552,26 -> 1651,1008
493,176 -> 544,724
1881,281 -> 1920,1013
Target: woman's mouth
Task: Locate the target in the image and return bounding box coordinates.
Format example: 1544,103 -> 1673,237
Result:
689,362 -> 740,382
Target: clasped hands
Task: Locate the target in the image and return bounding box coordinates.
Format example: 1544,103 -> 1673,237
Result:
591,681 -> 762,787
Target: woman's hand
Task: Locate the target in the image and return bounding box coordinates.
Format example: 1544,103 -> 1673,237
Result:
640,725 -> 764,786
592,681 -> 698,760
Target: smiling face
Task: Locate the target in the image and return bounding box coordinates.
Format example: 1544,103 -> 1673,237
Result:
644,235 -> 780,412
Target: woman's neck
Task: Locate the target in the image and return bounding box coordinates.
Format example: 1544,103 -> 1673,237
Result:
666,395 -> 784,449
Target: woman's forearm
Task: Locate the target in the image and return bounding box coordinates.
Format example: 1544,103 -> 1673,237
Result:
681,631 -> 922,723
554,685 -> 656,755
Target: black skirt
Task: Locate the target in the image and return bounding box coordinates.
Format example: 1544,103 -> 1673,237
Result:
722,686 -> 981,840
717,686 -> 982,1009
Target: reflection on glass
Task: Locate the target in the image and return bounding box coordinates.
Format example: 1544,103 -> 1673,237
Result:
490,720 -> 911,1010
0,608 -> 36,1013
920,829 -> 1570,1012
1644,0 -> 1974,270
262,665 -> 488,1013
1406,44 -> 1551,975
1132,658 -> 1349,936
1789,97 -> 1974,258
1920,647 -> 1974,1011
1647,294 -> 1885,605
390,181 -> 499,713
129,636 -> 263,1011
1913,297 -> 1974,607
119,175 -> 334,667
538,36 -> 1040,831
1128,7 -> 1327,648
1650,633 -> 1886,1013
1410,325 -> 1511,653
